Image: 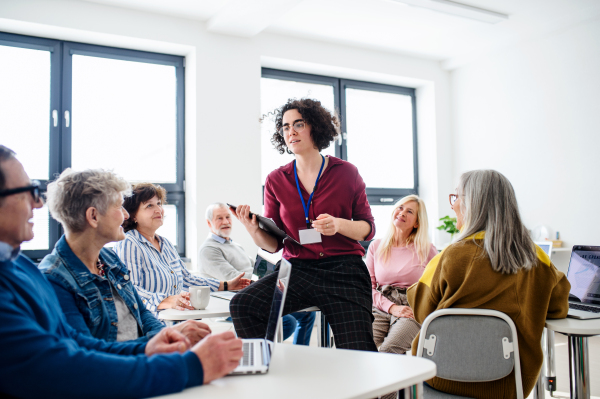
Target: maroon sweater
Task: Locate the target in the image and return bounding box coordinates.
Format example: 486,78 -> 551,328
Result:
264,156 -> 375,260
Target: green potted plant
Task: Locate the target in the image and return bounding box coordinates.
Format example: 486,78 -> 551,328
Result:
436,216 -> 459,241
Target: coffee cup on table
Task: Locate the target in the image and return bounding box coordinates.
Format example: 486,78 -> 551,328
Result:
189,286 -> 211,310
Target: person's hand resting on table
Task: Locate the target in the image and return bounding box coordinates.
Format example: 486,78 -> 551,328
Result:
157,291 -> 195,311
193,331 -> 244,383
145,327 -> 191,356
171,320 -> 212,345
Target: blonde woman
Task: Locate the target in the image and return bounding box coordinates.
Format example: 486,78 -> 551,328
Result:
366,195 -> 437,355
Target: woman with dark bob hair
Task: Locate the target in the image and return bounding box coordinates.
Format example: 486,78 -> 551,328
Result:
231,98 -> 378,351
408,169 -> 570,398
114,183 -> 250,316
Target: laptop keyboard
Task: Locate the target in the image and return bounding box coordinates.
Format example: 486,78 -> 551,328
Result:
240,342 -> 255,367
570,303 -> 600,313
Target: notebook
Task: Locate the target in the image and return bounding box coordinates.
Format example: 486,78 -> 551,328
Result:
231,257 -> 292,374
565,245 -> 600,320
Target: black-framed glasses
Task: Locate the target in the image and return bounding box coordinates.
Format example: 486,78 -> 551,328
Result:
279,119 -> 306,136
449,194 -> 458,206
0,180 -> 41,203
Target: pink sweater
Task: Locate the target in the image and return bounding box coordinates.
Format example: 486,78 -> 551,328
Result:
366,239 -> 437,313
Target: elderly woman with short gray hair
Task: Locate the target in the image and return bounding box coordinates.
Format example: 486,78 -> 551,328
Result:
408,169 -> 570,398
39,168 -> 211,344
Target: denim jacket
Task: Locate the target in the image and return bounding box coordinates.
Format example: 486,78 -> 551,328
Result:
39,235 -> 165,342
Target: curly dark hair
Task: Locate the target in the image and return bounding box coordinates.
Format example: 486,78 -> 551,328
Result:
122,183 -> 167,232
269,98 -> 340,155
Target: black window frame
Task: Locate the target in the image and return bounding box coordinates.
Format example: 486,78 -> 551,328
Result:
261,68 -> 419,205
0,32 -> 186,260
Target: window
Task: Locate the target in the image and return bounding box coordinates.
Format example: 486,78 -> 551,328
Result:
0,32 -> 186,259
261,69 -> 418,241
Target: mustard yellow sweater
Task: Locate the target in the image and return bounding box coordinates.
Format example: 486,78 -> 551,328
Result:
407,232 -> 570,399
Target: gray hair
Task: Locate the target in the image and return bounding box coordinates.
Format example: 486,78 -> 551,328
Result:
0,145 -> 17,193
46,169 -> 131,233
454,169 -> 537,274
205,202 -> 229,221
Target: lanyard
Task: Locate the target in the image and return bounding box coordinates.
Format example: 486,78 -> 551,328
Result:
294,155 -> 325,229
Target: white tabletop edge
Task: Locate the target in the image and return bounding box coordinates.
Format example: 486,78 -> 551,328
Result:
158,297 -> 231,320
152,345 -> 436,399
545,317 -> 600,335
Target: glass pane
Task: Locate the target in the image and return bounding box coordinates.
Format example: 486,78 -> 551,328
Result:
21,205 -> 50,250
156,204 -> 178,249
260,78 -> 336,182
71,55 -> 177,183
345,88 -> 414,188
0,45 -> 50,180
370,204 -> 394,240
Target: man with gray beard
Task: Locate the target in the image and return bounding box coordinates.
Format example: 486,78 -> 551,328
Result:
198,203 -> 253,281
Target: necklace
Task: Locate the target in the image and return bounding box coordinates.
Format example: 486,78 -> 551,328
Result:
96,259 -> 106,278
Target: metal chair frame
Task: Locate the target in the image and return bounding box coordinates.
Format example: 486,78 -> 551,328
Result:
416,308 -> 524,399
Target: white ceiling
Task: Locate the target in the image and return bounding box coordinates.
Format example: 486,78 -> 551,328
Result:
79,0 -> 600,69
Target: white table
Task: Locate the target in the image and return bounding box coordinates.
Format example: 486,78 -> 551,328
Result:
157,297 -> 232,321
158,298 -> 332,348
545,317 -> 600,399
153,344 -> 436,399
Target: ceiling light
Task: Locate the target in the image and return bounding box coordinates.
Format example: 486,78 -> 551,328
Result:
389,0 -> 509,24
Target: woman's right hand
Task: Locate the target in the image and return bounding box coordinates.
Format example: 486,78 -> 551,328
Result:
389,304 -> 414,319
231,204 -> 260,236
157,293 -> 195,310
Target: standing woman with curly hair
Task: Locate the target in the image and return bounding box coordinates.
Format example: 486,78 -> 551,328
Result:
230,98 -> 378,351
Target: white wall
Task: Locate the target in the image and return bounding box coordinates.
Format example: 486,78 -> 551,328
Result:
0,0 -> 451,266
450,17 -> 600,273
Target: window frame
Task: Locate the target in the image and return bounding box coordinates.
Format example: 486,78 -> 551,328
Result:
260,68 -> 419,205
0,32 -> 186,260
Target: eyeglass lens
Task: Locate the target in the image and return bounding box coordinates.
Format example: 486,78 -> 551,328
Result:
280,121 -> 305,136
32,186 -> 40,203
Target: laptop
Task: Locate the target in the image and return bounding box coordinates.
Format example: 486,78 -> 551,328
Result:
565,245 -> 600,320
231,257 -> 292,374
253,253 -> 278,279
535,241 -> 553,260
210,254 -> 279,302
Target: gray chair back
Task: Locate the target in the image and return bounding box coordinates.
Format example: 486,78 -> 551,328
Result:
416,309 -> 524,399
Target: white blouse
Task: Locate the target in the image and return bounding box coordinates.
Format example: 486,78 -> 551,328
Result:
114,229 -> 220,316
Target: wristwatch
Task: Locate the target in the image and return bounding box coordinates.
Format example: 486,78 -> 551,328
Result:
224,281 -> 228,291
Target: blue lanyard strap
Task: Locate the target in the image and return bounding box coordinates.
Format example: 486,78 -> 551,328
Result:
294,155 -> 325,229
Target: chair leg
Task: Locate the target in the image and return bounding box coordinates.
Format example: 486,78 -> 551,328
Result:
404,383 -> 423,399
544,328 -> 557,393
533,370 -> 544,399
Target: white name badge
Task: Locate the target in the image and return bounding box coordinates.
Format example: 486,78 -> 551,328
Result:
298,228 -> 322,245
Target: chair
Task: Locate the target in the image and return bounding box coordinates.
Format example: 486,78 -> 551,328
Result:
415,309 -> 524,399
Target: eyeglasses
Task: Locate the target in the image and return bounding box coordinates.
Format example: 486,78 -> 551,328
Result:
0,180 -> 41,203
449,194 -> 458,206
279,119 -> 306,136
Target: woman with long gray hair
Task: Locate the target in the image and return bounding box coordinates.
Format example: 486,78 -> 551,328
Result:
408,169 -> 570,398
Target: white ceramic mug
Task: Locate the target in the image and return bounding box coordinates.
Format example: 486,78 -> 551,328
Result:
189,286 -> 211,310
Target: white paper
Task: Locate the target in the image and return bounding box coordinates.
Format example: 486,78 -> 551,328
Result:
299,228 -> 322,245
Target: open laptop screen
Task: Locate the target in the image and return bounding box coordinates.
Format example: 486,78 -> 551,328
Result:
538,243 -> 552,255
567,246 -> 600,305
264,258 -> 291,342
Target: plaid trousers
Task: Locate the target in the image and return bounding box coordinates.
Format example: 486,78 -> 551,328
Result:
230,255 -> 378,352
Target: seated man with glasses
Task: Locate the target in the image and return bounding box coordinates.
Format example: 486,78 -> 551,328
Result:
0,145 -> 243,398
